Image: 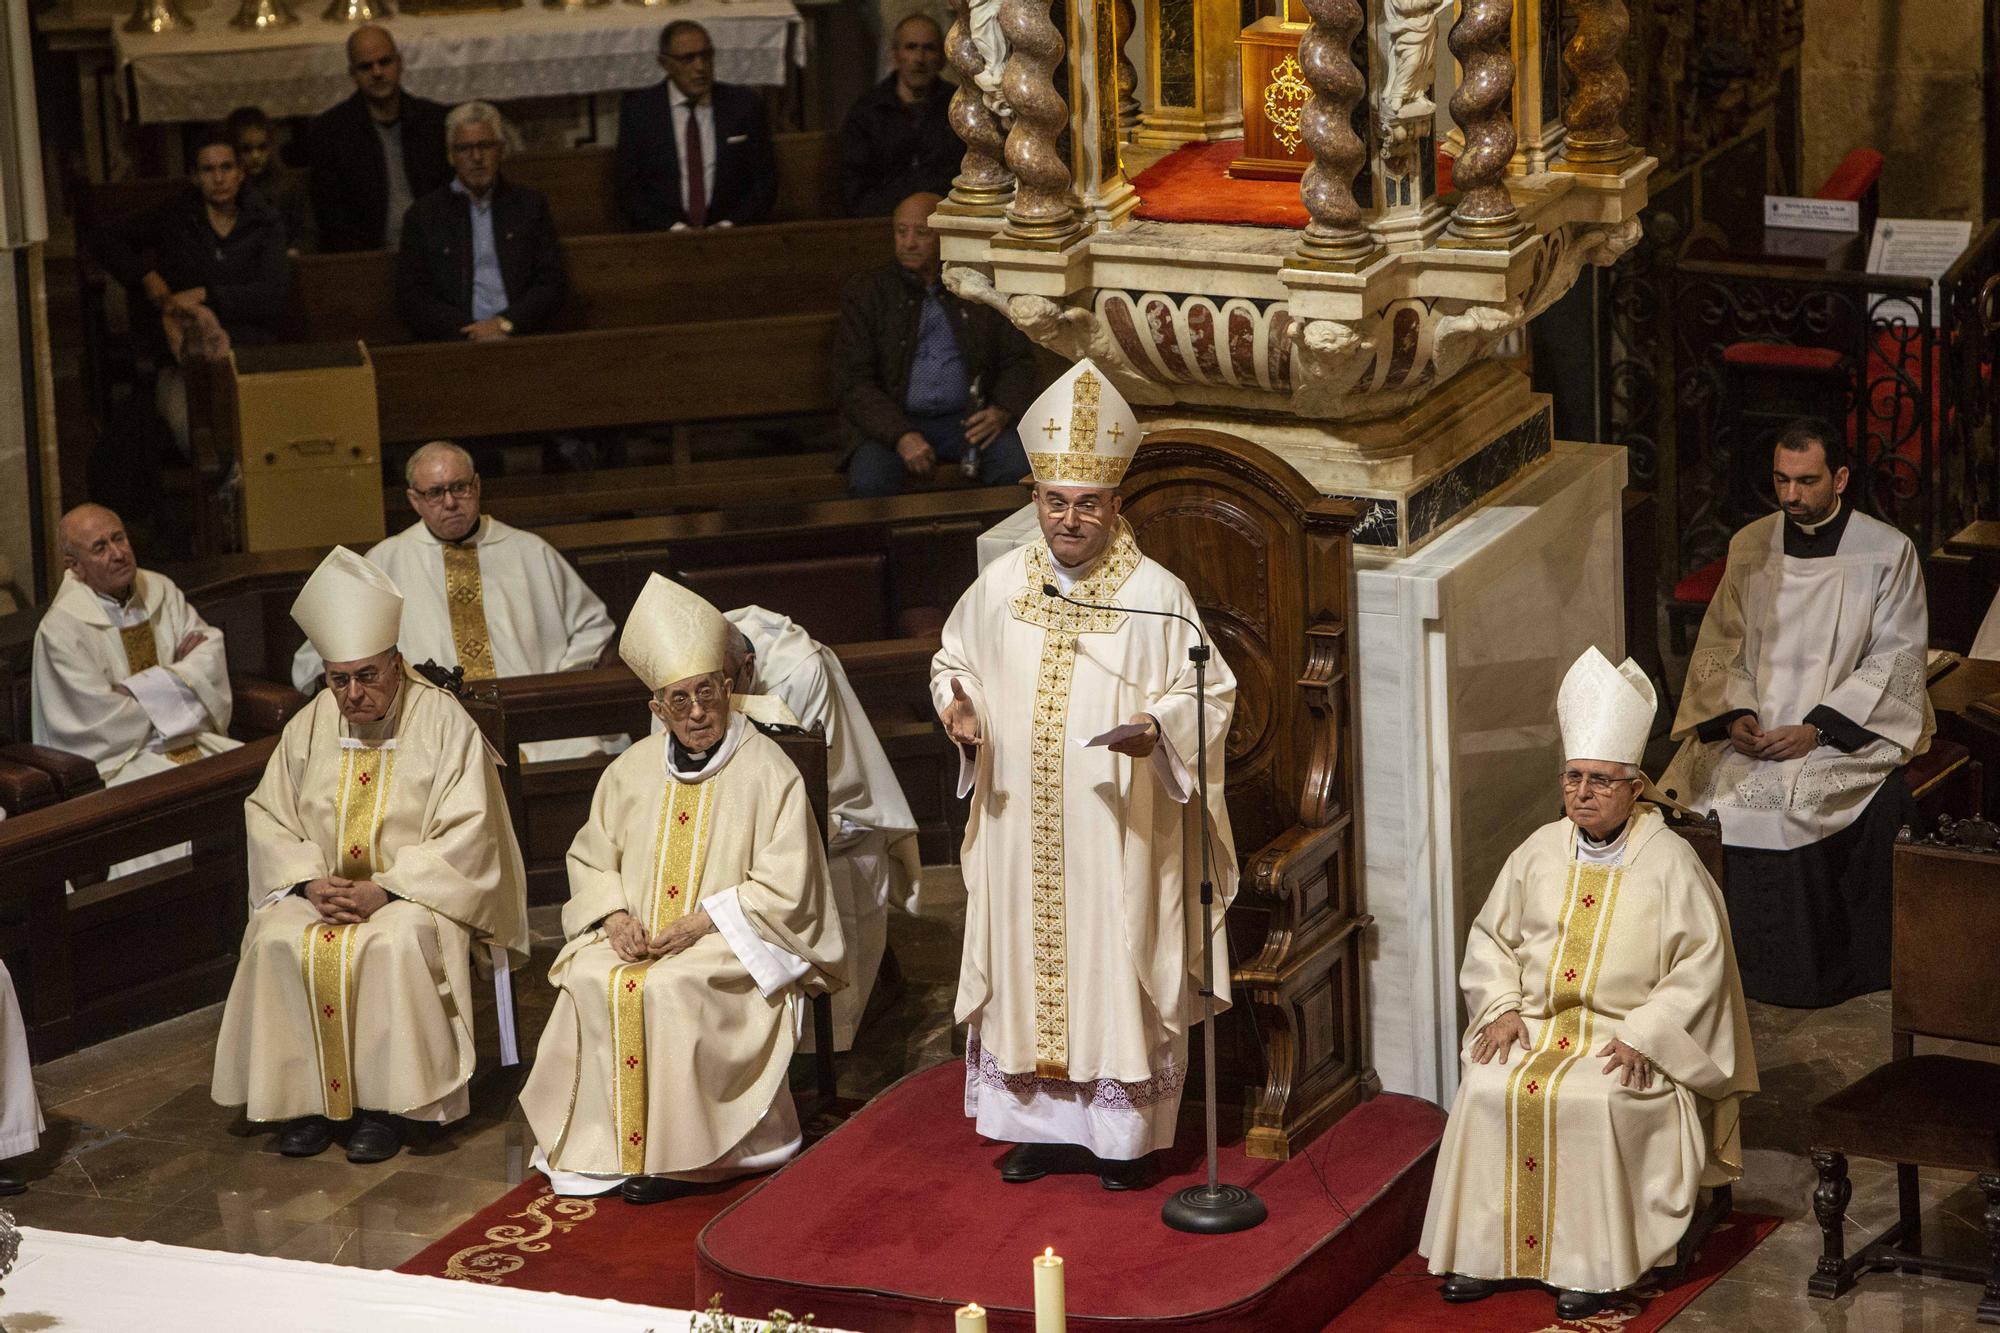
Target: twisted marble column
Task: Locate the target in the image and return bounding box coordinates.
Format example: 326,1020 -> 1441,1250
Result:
1558,0 -> 1635,168
1445,0 -> 1523,244
944,0 -> 1014,212
1114,0 -> 1140,132
1293,0 -> 1376,267
999,0 -> 1080,243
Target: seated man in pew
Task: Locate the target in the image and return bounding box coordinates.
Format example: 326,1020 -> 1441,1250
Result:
32,504 -> 240,872
212,547 -> 530,1164
837,14 -> 958,217
292,441 -> 617,760
1661,419 -> 1932,1007
521,575 -> 845,1204
725,605 -> 921,1050
1422,647 -> 1756,1321
397,102 -> 567,344
616,21 -> 779,232
307,25 -> 450,253
839,193 -> 1034,497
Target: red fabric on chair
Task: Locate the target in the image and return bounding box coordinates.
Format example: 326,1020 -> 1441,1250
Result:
1722,343 -> 1843,372
1816,149 -> 1885,203
1672,557 -> 1729,607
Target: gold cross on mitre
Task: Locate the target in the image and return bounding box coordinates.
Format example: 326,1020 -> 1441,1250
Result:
1022,358 -> 1142,488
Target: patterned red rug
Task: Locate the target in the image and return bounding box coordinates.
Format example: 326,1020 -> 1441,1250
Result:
1131,140 -> 1309,230
1317,1213 -> 1782,1333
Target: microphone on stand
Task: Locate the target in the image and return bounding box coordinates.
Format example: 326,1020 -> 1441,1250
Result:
1036,581 -> 1266,1235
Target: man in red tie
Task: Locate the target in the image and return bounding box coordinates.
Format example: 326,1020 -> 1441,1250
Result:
615,21 -> 780,231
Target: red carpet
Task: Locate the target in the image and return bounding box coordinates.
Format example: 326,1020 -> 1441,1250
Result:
1318,1213 -> 1781,1333
1131,140 -> 1309,230
695,1062 -> 1447,1332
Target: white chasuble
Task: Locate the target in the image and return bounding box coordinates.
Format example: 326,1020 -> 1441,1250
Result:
1420,809 -> 1756,1294
1973,590 -> 2000,661
210,669 -> 529,1124
727,605 -> 922,1051
930,522 -> 1236,1158
520,713 -> 846,1186
0,960 -> 43,1161
1660,510 -> 1931,851
290,517 -> 618,760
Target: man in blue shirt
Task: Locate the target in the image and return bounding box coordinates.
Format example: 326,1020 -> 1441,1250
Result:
396,102 -> 568,342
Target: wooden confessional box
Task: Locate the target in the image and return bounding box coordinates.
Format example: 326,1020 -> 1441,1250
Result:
1125,430 -> 1373,1160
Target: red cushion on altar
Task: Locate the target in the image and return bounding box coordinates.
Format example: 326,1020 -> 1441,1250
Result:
1816,149 -> 1885,204
1673,557 -> 1728,606
1722,342 -> 1843,372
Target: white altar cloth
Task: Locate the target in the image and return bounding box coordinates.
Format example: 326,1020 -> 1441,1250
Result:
0,1226 -> 848,1332
114,3 -> 803,124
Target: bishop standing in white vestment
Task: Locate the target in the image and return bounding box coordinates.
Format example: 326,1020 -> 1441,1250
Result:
931,359 -> 1236,1191
291,442 -> 618,760
212,547 -> 530,1164
1422,647 -> 1756,1321
726,605 -> 921,1050
522,576 -> 846,1205
1660,421 -> 1932,1006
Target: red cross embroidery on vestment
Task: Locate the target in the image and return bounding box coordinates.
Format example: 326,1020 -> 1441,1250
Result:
667,886 -> 680,900
625,1055 -> 638,1069
323,930 -> 336,943
624,979 -> 637,992
1583,894 -> 1596,908
1525,1235 -> 1539,1250
323,1004 -> 335,1019
329,1079 -> 341,1092
1527,1080 -> 1539,1094
1557,1036 -> 1570,1050
358,772 -> 370,786
1525,1156 -> 1538,1172
1564,968 -> 1577,982
348,844 -> 363,860
628,1132 -> 642,1146
677,812 -> 689,825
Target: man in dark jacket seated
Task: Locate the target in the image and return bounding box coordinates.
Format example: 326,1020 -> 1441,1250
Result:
397,102 -> 568,342
838,193 -> 1036,497
616,20 -> 779,231
837,15 -> 958,217
307,24 -> 450,253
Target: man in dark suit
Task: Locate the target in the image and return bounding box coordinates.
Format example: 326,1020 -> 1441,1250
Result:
615,21 -> 779,231
397,102 -> 568,342
306,24 -> 451,253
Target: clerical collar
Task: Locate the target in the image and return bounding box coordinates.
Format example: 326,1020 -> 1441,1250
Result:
1782,498 -> 1852,558
1791,498 -> 1842,534
1578,819 -> 1628,848
669,734 -> 714,772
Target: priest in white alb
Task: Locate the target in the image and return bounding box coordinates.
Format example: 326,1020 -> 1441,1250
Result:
1660,420 -> 1931,1007
931,359 -> 1236,1191
1422,647 -> 1756,1321
522,575 -> 846,1204
0,955 -> 41,1196
291,441 -> 618,760
212,547 -> 530,1165
725,605 -> 921,1050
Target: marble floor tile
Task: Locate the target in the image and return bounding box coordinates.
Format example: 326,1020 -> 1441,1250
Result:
328,1170 -> 515,1237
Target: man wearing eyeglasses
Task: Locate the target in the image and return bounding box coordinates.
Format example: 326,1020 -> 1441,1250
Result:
615,21 -> 778,231
521,575 -> 845,1203
289,442 -> 615,761
305,25 -> 450,253
396,102 -> 567,343
1421,647 -> 1755,1322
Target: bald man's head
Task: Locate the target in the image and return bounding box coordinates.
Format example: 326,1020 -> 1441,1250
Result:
346,25 -> 403,111
893,193 -> 943,279
889,14 -> 945,98
60,504 -> 137,600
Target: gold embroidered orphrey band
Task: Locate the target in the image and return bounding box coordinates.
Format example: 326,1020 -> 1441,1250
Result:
442,543 -> 497,681
1502,861 -> 1626,1280
300,743 -> 396,1119
118,621 -> 158,673
610,776 -> 716,1174
1006,522 -> 1143,1079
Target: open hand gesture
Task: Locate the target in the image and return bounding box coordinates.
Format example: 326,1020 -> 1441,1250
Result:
942,678 -> 983,747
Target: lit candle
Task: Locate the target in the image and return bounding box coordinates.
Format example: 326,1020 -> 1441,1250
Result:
956,1302 -> 989,1333
1033,1247 -> 1065,1333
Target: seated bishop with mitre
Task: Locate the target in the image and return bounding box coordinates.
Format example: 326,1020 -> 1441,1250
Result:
210,547 -> 530,1166
1420,647 -> 1757,1322
520,574 -> 847,1205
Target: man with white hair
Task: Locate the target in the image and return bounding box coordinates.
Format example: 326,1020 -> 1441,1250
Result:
1421,647 -> 1757,1321
725,606 -> 920,1049
213,547 -> 529,1164
930,360 -> 1237,1191
292,441 -> 616,760
397,102 -> 567,342
521,575 -> 845,1203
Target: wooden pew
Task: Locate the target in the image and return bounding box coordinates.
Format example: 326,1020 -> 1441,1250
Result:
401,453 -> 853,530
0,739 -> 275,1060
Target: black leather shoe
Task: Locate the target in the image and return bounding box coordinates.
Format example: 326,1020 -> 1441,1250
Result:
345,1113 -> 406,1164
277,1115 -> 335,1158
620,1175 -> 687,1205
1441,1274 -> 1496,1303
1096,1155 -> 1156,1191
998,1142 -> 1066,1183
1554,1289 -> 1607,1320
0,1174 -> 26,1197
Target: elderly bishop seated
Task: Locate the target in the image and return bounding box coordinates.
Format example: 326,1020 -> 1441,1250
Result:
521,575 -> 846,1205
1421,648 -> 1756,1322
211,548 -> 530,1165
292,441 -> 618,759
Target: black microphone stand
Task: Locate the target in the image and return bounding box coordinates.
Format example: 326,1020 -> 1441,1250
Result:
1042,583 -> 1266,1234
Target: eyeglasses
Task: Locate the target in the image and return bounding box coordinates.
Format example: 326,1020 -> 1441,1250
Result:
660,680 -> 724,718
1560,769 -> 1637,795
1037,493 -> 1108,519
412,480 -> 476,503
327,667 -> 385,692
665,47 -> 715,64
451,139 -> 503,157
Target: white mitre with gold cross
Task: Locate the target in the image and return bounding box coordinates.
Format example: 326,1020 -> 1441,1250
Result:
1023,358 -> 1141,488
291,546 -> 404,664
1557,645 -> 1655,767
620,573 -> 731,692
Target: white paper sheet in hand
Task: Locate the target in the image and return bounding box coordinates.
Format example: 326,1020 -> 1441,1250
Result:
1078,721 -> 1151,749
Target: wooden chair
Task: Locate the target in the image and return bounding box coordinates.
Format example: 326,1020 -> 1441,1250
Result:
1807,814 -> 2000,1323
